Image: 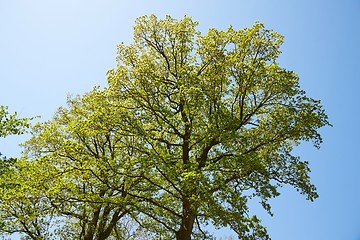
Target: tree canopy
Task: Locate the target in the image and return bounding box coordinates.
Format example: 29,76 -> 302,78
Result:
0,15 -> 330,240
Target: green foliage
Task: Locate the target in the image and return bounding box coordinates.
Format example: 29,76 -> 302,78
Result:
0,105 -> 31,138
0,15 -> 330,240
0,106 -> 33,237
0,105 -> 32,176
107,14 -> 330,239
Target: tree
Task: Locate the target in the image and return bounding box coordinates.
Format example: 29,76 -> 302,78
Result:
0,106 -> 32,234
0,15 -> 330,240
106,15 -> 330,239
0,91 -> 149,239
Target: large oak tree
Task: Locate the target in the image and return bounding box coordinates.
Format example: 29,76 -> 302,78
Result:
0,15 -> 330,240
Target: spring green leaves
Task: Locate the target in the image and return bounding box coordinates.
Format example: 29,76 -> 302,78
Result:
0,15 -> 330,240
0,106 -> 31,138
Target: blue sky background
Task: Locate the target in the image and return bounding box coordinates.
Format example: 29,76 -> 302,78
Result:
0,1 -> 359,239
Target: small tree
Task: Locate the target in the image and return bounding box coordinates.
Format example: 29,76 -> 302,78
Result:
0,91 -> 145,239
0,106 -> 32,234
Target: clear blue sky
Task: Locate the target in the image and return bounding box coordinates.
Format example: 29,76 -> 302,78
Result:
0,1 -> 359,239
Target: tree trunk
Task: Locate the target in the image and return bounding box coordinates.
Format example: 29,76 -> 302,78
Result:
176,198 -> 195,240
